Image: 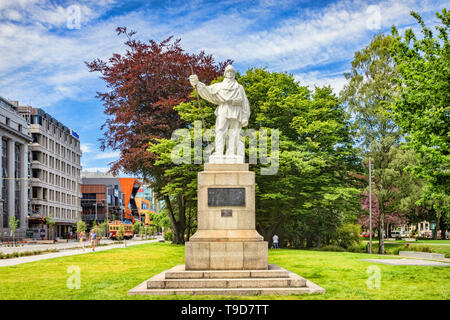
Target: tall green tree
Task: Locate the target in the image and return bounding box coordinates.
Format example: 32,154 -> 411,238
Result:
9,216 -> 19,246
152,68 -> 361,248
241,69 -> 360,248
390,9 -> 450,229
46,215 -> 55,241
86,28 -> 230,244
341,34 -> 403,254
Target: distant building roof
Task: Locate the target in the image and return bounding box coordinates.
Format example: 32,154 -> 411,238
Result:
81,171 -> 116,178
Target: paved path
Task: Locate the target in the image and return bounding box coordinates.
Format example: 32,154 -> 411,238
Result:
383,241 -> 450,246
0,239 -> 117,254
0,238 -> 164,267
361,258 -> 450,266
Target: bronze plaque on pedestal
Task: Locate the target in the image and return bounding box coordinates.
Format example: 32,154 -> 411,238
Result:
208,188 -> 245,207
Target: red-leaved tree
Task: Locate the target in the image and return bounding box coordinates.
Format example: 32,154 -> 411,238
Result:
86,27 -> 231,243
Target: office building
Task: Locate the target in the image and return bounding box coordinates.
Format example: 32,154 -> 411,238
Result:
18,105 -> 82,239
81,171 -> 141,228
0,97 -> 32,240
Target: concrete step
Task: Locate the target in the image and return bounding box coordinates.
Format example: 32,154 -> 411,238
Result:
128,264 -> 326,296
132,287 -> 318,296
165,264 -> 289,279
148,276 -> 306,289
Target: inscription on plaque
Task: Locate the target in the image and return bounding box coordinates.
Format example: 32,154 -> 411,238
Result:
208,188 -> 246,207
221,209 -> 232,217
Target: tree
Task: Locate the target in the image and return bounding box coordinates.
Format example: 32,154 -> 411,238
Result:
333,223 -> 361,249
341,34 -> 403,254
358,147 -> 423,237
117,225 -> 124,241
97,220 -> 109,244
46,215 -> 55,241
154,68 -> 361,248
86,27 -> 230,244
9,216 -> 19,246
133,221 -> 141,234
240,69 -> 360,248
390,9 -> 450,227
76,220 -> 86,239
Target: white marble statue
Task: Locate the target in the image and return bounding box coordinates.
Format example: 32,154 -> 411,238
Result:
189,65 -> 250,163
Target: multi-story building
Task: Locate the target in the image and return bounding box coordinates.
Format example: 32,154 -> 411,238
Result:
81,171 -> 125,229
136,183 -> 162,213
81,172 -> 142,229
0,97 -> 32,240
18,105 -> 82,239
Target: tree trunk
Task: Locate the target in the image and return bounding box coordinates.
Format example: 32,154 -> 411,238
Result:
316,233 -> 322,248
434,213 -> 441,240
258,218 -> 282,248
164,195 -> 185,244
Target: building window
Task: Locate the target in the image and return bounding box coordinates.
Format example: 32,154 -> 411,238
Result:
32,133 -> 39,143
1,139 -> 8,227
14,143 -> 21,226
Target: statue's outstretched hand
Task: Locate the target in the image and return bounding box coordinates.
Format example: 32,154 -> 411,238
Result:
189,74 -> 199,87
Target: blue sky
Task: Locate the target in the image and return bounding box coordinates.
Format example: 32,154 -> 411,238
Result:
0,0 -> 448,172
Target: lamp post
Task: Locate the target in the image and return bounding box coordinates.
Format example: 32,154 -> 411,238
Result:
368,158 -> 373,254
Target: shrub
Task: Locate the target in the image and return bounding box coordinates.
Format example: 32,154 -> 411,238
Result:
319,245 -> 345,252
333,224 -> 361,249
393,245 -> 433,255
407,246 -> 433,253
163,231 -> 173,242
347,244 -> 367,253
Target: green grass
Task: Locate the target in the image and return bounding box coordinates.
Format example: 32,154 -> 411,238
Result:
0,242 -> 448,300
361,240 -> 450,258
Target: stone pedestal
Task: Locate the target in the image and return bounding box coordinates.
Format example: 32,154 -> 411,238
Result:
128,163 -> 326,296
185,163 -> 268,270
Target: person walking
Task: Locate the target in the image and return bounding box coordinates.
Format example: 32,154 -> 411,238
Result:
89,229 -> 98,252
79,231 -> 86,251
272,234 -> 279,249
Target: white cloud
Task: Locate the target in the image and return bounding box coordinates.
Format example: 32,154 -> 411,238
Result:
1,0 -> 447,109
177,0 -> 449,72
295,71 -> 348,95
92,151 -> 120,160
80,142 -> 93,154
81,167 -> 110,173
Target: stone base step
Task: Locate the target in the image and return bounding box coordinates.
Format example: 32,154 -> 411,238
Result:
165,264 -> 289,279
130,286 -> 323,296
148,277 -> 306,289
128,264 -> 326,296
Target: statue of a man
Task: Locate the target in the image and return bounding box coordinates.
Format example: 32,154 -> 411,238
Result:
189,65 -> 250,162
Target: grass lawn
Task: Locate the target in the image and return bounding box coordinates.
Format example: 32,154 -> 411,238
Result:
361,240 -> 450,258
0,242 -> 448,300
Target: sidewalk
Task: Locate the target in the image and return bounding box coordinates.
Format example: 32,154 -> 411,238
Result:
0,239 -> 117,254
0,238 -> 164,267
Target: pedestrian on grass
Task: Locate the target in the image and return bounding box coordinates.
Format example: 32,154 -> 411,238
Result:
272,234 -> 279,249
89,229 -> 97,252
445,230 -> 449,240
